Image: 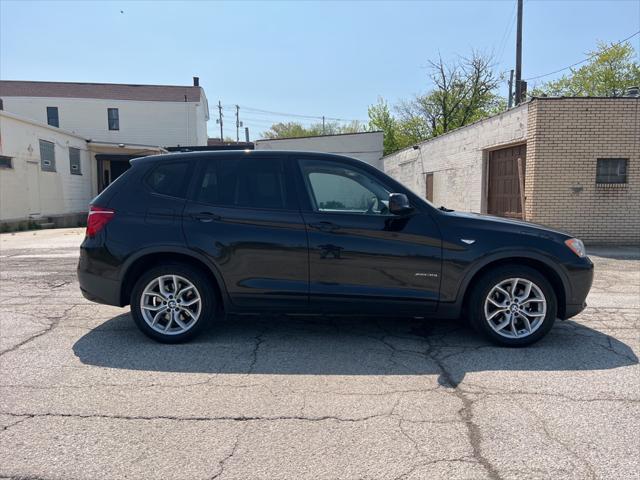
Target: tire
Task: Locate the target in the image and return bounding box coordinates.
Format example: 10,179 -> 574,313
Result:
468,265 -> 557,347
130,263 -> 216,343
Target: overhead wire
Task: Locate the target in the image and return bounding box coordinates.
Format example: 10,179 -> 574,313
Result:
525,30 -> 640,81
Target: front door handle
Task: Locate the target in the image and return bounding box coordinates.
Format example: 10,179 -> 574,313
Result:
192,212 -> 221,223
309,221 -> 340,232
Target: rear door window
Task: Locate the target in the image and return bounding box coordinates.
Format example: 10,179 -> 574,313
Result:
196,157 -> 296,210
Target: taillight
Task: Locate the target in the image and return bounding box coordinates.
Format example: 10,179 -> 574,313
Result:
86,206 -> 115,238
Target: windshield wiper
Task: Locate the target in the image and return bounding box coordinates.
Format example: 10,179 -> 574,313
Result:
438,205 -> 454,212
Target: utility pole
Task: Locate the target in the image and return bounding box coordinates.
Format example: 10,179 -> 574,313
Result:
322,116 -> 325,135
235,105 -> 240,142
514,0 -> 523,105
245,127 -> 250,143
217,100 -> 223,141
508,69 -> 515,108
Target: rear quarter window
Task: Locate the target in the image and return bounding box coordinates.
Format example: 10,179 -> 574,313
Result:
145,161 -> 191,198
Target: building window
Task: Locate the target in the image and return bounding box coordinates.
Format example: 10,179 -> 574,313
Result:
39,139 -> 56,172
107,108 -> 119,130
46,106 -> 59,127
596,158 -> 628,185
69,147 -> 82,175
0,155 -> 12,168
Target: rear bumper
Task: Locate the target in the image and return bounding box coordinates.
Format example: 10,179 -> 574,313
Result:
78,268 -> 121,306
77,246 -> 123,306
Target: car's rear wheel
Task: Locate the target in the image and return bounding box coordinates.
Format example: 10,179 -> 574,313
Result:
468,265 -> 557,347
130,263 -> 215,343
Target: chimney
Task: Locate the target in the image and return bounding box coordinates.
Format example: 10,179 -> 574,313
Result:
193,76 -> 200,87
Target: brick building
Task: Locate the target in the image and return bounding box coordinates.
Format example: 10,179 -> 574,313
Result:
383,97 -> 639,245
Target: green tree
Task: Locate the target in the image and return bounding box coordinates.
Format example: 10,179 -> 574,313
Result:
399,51 -> 504,138
261,120 -> 366,139
368,98 -> 399,155
368,51 -> 504,155
532,41 -> 640,97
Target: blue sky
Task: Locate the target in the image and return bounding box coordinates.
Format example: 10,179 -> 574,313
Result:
1,0 -> 638,140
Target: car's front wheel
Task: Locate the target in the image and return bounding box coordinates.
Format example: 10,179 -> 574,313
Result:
469,265 -> 557,347
130,263 -> 215,343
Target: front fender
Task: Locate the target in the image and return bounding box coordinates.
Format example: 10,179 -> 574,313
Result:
438,246 -> 571,318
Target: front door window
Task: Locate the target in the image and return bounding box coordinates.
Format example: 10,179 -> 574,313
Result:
299,160 -> 391,215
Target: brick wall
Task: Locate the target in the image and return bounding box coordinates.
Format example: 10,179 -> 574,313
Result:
383,104 -> 528,212
526,98 -> 640,245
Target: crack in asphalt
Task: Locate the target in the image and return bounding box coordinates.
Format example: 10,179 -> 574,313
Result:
422,344 -> 502,480
0,305 -> 76,357
367,320 -> 503,480
209,424 -> 247,480
0,410 -> 397,425
518,403 -> 597,480
246,325 -> 269,374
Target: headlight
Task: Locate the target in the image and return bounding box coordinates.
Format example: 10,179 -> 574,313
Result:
565,238 -> 586,257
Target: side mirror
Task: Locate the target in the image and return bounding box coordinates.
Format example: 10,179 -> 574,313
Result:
388,193 -> 413,216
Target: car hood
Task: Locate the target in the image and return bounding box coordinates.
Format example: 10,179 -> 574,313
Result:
443,210 -> 572,239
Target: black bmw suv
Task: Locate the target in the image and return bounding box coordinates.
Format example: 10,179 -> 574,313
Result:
78,150 -> 593,347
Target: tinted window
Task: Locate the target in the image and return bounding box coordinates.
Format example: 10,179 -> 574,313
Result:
299,159 -> 390,215
196,158 -> 294,210
146,162 -> 190,198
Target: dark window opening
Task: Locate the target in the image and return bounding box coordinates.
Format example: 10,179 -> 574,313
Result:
0,155 -> 12,168
596,158 -> 627,185
69,147 -> 82,175
107,108 -> 119,130
425,172 -> 434,202
39,139 -> 56,172
46,106 -> 59,127
146,162 -> 190,198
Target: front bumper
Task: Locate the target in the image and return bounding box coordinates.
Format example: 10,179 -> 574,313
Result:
561,257 -> 594,319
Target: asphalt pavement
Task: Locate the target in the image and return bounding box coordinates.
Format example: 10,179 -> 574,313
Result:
0,228 -> 638,480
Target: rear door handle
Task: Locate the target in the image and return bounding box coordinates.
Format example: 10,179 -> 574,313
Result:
309,221 -> 340,232
192,212 -> 220,223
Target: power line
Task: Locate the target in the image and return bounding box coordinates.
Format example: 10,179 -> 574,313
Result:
210,104 -> 367,124
525,30 -> 640,81
496,0 -> 517,63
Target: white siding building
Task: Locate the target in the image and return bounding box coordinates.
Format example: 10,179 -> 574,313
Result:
0,111 -> 94,226
0,79 -> 208,229
0,79 -> 209,147
255,131 -> 384,170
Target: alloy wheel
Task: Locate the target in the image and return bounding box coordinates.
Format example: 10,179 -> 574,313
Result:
140,274 -> 202,335
483,277 -> 547,339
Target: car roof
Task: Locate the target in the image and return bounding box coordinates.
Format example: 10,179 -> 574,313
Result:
130,149 -> 369,168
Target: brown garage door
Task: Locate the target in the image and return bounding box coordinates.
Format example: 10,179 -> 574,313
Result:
487,144 -> 526,219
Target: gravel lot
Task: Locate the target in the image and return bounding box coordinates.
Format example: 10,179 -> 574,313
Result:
1,228 -> 638,480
